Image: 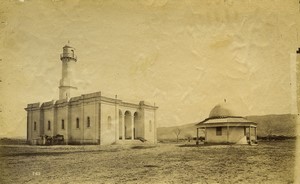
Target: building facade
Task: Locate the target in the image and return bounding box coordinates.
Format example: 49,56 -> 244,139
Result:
25,44 -> 158,145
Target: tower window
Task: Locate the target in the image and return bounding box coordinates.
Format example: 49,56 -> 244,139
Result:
62,119 -> 65,130
76,118 -> 80,129
34,121 -> 37,131
87,117 -> 90,128
216,127 -> 222,136
48,121 -> 51,130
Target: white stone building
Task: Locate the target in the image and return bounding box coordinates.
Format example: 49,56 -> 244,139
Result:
25,44 -> 158,145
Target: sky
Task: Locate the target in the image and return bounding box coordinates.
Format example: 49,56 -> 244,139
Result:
0,0 -> 300,138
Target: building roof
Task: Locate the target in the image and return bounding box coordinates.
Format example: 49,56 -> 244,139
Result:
63,44 -> 74,49
197,117 -> 256,127
25,91 -> 158,111
209,104 -> 235,118
196,103 -> 256,127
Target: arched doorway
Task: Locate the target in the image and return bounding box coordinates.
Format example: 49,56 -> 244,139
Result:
119,110 -> 123,140
124,111 -> 132,139
134,112 -> 143,139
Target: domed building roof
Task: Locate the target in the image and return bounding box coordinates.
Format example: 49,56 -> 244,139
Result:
196,103 -> 256,126
208,103 -> 237,118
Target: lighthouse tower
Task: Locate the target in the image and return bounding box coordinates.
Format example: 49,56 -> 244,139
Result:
59,43 -> 77,100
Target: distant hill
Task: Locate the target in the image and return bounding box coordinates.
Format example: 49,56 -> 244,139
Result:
157,123 -> 197,140
246,114 -> 297,137
157,114 -> 297,140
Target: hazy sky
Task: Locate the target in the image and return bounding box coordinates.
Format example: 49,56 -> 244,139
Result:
1,0 -> 300,137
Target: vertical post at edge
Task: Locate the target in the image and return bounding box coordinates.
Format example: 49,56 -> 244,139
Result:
196,128 -> 199,146
227,124 -> 229,144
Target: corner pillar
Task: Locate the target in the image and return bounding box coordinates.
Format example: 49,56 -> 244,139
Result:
249,125 -> 251,144
121,114 -> 125,141
131,115 -> 134,140
196,128 -> 199,145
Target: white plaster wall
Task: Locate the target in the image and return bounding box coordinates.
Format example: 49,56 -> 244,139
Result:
206,127 -> 227,143
82,102 -> 98,143
69,104 -> 82,142
143,109 -> 155,143
206,127 -> 247,144
101,102 -> 117,145
29,110 -> 41,140
228,127 -> 247,144
43,108 -> 55,137
56,106 -> 68,140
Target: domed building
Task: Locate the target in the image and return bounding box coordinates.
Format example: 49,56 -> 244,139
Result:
196,103 -> 257,145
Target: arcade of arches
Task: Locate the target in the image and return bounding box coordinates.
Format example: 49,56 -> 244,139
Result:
119,110 -> 144,140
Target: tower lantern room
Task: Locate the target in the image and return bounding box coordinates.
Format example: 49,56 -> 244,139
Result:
59,43 -> 77,100
60,45 -> 77,61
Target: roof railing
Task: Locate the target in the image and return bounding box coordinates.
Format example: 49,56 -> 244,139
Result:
60,53 -> 77,61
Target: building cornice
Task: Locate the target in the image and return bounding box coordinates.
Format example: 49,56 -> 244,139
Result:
25,91 -> 158,111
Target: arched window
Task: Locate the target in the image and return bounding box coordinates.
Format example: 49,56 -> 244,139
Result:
108,116 -> 112,129
48,121 -> 51,130
87,116 -> 90,128
76,118 -> 80,129
61,119 -> 65,130
149,120 -> 152,132
33,121 -> 37,131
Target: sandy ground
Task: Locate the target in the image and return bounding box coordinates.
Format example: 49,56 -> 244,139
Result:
0,140 -> 295,184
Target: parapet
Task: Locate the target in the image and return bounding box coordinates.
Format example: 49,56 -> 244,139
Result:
55,99 -> 68,105
41,100 -> 55,109
81,92 -> 101,99
139,101 -> 158,110
25,102 -> 41,110
139,101 -> 152,106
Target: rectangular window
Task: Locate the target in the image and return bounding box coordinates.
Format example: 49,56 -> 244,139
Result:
76,118 -> 80,129
216,127 -> 222,136
87,117 -> 90,128
62,120 -> 65,130
34,122 -> 37,131
48,121 -> 51,130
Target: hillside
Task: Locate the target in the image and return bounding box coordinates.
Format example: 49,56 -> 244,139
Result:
157,114 -> 297,140
246,114 -> 297,137
157,123 -> 197,140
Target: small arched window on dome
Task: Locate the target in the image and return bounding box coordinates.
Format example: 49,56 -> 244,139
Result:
70,49 -> 74,58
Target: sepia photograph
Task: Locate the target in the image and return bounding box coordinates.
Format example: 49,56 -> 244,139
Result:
0,0 -> 300,183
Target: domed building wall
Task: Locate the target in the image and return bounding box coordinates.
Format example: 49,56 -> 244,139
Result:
205,127 -> 248,144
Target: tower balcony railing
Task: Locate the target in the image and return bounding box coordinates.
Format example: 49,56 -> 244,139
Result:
60,53 -> 77,61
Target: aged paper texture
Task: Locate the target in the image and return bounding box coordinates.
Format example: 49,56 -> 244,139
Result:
0,0 -> 299,183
